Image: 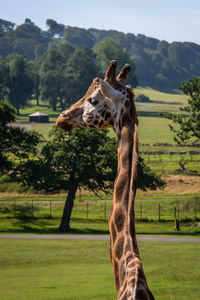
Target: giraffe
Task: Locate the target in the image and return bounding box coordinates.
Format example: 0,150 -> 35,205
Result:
56,60 -> 155,300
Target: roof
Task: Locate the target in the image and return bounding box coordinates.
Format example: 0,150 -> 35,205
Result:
29,112 -> 49,117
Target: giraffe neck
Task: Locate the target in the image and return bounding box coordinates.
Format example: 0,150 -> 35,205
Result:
109,102 -> 155,300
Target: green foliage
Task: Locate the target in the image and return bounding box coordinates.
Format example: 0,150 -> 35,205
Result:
0,18 -> 15,36
39,43 -> 97,110
163,77 -> 200,144
46,19 -> 64,38
3,53 -> 33,113
135,94 -> 151,103
0,18 -> 50,60
16,127 -> 117,193
94,37 -> 138,87
138,157 -> 166,191
0,100 -> 15,125
64,46 -> 98,103
63,26 -> 95,48
0,100 -> 40,175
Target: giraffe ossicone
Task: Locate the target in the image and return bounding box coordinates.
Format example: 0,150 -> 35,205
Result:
56,61 -> 155,300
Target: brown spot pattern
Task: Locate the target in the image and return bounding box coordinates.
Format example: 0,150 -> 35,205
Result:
114,260 -> 120,291
105,112 -> 111,120
111,222 -> 117,243
115,176 -> 127,202
115,237 -> 124,260
122,112 -> 131,127
125,239 -> 131,252
120,262 -> 126,286
114,208 -> 125,232
124,100 -> 130,108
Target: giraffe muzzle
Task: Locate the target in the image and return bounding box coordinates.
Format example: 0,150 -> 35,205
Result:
56,116 -> 73,131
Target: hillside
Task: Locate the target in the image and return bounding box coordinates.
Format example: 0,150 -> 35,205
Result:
0,18 -> 200,90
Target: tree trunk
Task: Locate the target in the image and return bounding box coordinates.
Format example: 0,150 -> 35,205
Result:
36,96 -> 39,106
58,184 -> 78,232
60,97 -> 65,110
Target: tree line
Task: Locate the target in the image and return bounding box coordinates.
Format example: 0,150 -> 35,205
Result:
1,18 -> 200,90
0,38 -> 137,114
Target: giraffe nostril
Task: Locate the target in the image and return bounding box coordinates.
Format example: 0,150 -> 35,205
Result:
56,116 -> 73,131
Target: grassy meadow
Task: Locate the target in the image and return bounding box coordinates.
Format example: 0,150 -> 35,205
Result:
14,87 -> 187,143
0,238 -> 199,300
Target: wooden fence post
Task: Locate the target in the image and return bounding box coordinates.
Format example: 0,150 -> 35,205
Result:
194,204 -> 197,220
49,200 -> 52,218
158,204 -> 161,222
87,202 -> 89,219
174,207 -> 180,231
14,200 -> 16,215
31,200 -> 34,218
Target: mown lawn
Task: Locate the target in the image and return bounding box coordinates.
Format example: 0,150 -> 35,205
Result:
0,239 -> 199,300
134,87 -> 187,105
0,216 -> 199,236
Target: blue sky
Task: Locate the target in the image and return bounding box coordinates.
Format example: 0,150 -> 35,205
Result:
1,0 -> 200,44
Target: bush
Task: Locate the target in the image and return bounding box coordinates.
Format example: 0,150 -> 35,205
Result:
135,94 -> 152,103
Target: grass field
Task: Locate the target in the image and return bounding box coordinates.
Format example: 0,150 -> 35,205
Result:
134,87 -> 188,105
0,238 -> 199,300
0,217 -> 200,236
13,87 -> 188,144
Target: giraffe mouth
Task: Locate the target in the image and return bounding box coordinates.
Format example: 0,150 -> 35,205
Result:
56,116 -> 73,131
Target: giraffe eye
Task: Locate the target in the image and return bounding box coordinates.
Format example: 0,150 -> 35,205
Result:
89,98 -> 98,106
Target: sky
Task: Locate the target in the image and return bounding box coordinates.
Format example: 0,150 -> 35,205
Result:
1,0 -> 200,44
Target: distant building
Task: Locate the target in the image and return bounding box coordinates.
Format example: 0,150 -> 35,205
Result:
29,112 -> 49,123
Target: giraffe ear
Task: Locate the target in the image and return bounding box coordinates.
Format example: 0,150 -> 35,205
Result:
100,80 -> 122,102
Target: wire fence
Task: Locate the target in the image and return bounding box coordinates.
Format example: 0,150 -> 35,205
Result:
0,200 -> 199,222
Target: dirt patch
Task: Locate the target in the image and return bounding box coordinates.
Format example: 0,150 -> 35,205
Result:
1,175 -> 200,199
138,174 -> 200,196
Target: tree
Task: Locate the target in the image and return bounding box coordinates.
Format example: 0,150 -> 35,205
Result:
15,127 -> 117,231
0,56 -> 8,99
39,48 -> 64,111
46,19 -> 65,38
163,77 -> 200,145
135,94 -> 151,103
0,19 -> 15,37
94,37 -> 138,87
63,46 -> 98,105
30,62 -> 40,105
15,126 -> 165,232
137,157 -> 165,191
0,100 -> 40,175
39,44 -> 97,110
63,26 -> 95,48
5,53 -> 33,114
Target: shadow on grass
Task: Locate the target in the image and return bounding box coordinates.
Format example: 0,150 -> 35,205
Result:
137,231 -> 200,237
0,212 -> 200,236
0,216 -> 109,235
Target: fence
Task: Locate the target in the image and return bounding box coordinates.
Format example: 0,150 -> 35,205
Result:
0,199 -> 199,222
141,152 -> 200,163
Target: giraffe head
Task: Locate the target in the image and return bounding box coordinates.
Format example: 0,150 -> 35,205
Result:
56,60 -> 135,135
